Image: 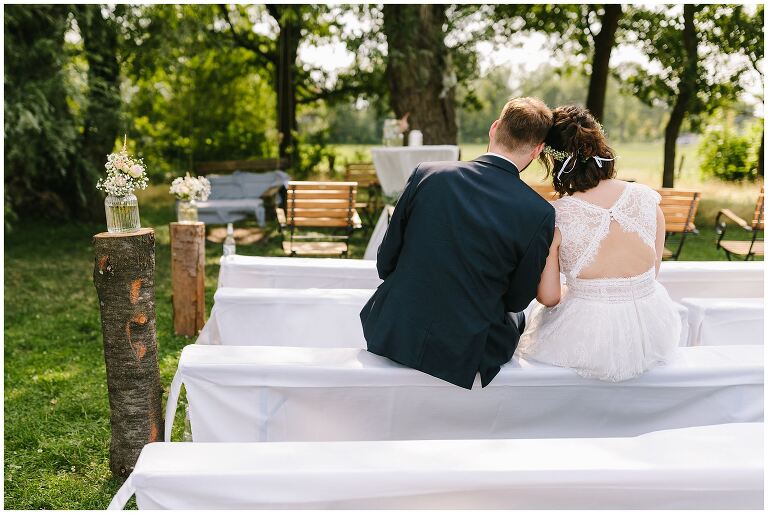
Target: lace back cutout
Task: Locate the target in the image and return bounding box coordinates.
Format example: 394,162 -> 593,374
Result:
555,183 -> 660,279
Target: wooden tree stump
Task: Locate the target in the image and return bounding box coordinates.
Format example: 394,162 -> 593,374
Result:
93,228 -> 163,481
170,222 -> 206,336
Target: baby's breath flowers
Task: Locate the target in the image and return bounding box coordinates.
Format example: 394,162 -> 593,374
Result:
96,136 -> 149,197
543,145 -> 570,162
169,173 -> 211,202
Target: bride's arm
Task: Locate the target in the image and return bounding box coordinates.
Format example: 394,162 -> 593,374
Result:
536,228 -> 562,307
655,206 -> 666,276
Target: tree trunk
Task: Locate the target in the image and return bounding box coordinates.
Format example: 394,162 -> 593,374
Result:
273,6 -> 301,166
585,4 -> 622,122
759,128 -> 764,177
662,5 -> 698,188
383,5 -> 458,145
170,222 -> 206,337
73,5 -> 122,221
93,228 -> 164,481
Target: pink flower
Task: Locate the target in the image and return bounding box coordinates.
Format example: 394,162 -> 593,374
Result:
128,164 -> 144,178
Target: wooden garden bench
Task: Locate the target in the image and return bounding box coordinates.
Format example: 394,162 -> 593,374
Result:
345,163 -> 382,228
657,188 -> 701,260
715,187 -> 764,260
276,181 -> 362,257
529,183 -> 558,201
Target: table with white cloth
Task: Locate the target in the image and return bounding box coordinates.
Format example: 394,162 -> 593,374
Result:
680,297 -> 764,346
216,256 -> 763,299
371,145 -> 460,196
166,344 -> 763,443
364,205 -> 393,260
199,287 -> 690,348
109,423 -> 763,510
196,287 -> 371,347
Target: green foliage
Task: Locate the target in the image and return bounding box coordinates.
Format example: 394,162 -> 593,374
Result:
4,6 -> 79,219
698,121 -> 761,182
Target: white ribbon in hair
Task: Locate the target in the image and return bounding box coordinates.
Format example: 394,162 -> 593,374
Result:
557,155 -> 615,181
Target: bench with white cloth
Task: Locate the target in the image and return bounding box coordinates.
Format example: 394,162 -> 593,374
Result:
680,297 -> 764,346
165,344 -> 762,443
196,170 -> 290,226
217,256 -> 763,301
198,286 -> 690,347
109,422 -> 762,510
196,287 -> 370,347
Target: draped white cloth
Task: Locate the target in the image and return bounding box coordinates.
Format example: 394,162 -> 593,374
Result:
364,206 -> 392,260
166,344 -> 763,443
371,145 -> 460,196
680,297 -> 764,346
217,256 -> 763,301
217,255 -> 381,289
109,423 -> 763,510
199,286 -> 690,348
196,287 -> 370,347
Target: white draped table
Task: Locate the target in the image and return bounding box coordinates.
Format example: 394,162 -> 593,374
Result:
166,344 -> 763,443
110,423 -> 763,510
680,297 -> 764,346
217,256 -> 763,301
371,145 -> 460,196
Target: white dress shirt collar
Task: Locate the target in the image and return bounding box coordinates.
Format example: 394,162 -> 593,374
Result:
483,152 -> 519,171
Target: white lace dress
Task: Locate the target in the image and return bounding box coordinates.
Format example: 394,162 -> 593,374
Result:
517,183 -> 681,381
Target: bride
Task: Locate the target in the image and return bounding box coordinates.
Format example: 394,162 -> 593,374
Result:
517,105 -> 681,381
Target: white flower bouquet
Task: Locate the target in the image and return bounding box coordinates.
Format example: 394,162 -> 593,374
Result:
169,173 -> 211,202
96,138 -> 149,197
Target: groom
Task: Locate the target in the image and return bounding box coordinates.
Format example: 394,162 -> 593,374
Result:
360,97 -> 555,390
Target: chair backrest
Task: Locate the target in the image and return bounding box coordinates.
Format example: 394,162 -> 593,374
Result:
345,163 -> 379,188
195,158 -> 290,174
529,183 -> 558,201
285,181 -> 358,228
752,187 -> 764,231
657,188 -> 701,233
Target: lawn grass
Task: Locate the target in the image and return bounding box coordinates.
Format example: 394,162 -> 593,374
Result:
4,140 -> 763,509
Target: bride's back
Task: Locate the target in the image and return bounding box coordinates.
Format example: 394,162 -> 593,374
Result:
556,179 -> 659,280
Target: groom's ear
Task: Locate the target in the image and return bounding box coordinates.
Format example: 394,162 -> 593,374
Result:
488,119 -> 499,141
531,141 -> 545,158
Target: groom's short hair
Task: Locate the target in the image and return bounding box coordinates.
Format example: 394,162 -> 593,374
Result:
495,97 -> 553,151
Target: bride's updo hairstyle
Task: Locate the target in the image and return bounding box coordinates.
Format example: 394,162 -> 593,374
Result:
543,105 -> 616,196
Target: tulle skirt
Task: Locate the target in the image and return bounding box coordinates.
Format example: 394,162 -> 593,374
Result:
517,269 -> 682,382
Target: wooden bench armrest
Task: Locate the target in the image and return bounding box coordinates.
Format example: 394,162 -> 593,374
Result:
717,209 -> 750,230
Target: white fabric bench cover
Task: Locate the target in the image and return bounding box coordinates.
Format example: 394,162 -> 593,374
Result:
196,287 -> 370,347
110,423 -> 763,510
218,255 -> 382,289
680,297 -> 764,346
166,344 -> 763,443
217,256 -> 763,300
655,261 -> 763,301
199,287 -> 690,348
198,170 -> 290,226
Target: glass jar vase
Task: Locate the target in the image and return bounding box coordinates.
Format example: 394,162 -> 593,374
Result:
177,199 -> 198,223
104,194 -> 141,233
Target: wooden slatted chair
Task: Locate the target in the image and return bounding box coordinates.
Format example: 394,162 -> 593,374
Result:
276,181 -> 362,257
345,163 -> 382,229
657,188 -> 701,260
715,187 -> 764,260
529,183 -> 558,201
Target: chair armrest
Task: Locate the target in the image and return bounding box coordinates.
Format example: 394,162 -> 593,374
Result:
351,210 -> 363,230
276,207 -> 287,228
717,209 -> 750,230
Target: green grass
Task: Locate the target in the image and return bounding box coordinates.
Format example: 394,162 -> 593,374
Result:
4,140 -> 762,509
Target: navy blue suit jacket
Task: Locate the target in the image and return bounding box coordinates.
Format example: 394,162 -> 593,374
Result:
360,154 -> 555,389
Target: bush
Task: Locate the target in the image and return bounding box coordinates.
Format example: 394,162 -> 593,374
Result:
698,124 -> 760,182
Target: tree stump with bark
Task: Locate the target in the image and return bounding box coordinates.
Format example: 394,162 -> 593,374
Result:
170,222 -> 206,336
93,228 -> 163,481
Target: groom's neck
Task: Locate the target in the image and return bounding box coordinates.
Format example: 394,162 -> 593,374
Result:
487,143 -> 531,171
